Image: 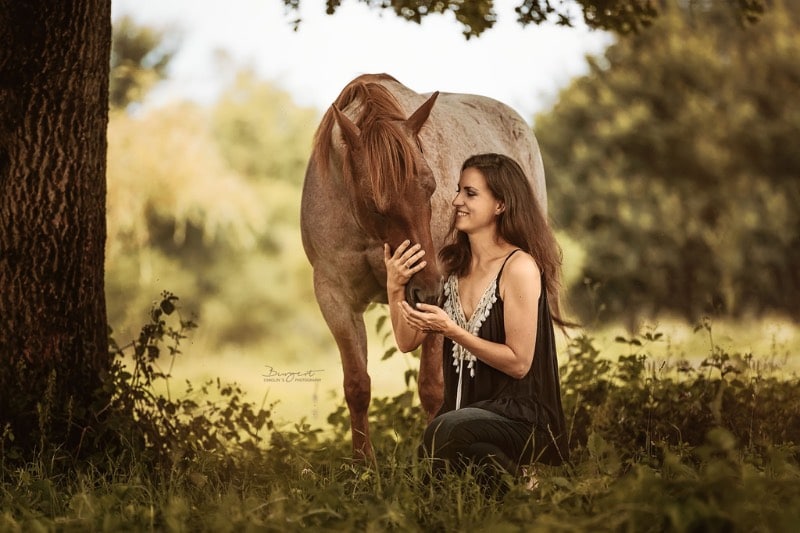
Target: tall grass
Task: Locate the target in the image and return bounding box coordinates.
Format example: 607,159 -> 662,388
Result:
2,301 -> 799,531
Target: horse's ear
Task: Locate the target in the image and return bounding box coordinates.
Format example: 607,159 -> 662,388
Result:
332,104 -> 361,148
406,91 -> 439,135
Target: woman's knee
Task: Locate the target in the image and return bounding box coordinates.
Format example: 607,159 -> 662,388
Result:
421,410 -> 477,458
422,416 -> 454,456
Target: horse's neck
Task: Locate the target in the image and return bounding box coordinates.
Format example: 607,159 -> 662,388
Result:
381,79 -> 426,115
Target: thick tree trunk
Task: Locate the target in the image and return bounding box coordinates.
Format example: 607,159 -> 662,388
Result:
0,1 -> 111,457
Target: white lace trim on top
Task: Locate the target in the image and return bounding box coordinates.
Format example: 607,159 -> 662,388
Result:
442,273 -> 498,409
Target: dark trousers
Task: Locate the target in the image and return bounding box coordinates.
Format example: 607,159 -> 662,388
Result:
419,407 -> 535,478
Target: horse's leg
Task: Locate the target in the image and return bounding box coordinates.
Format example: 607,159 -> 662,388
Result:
314,275 -> 372,460
418,333 -> 444,422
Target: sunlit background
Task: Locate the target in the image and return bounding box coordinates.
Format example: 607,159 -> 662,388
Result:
106,1 -> 799,428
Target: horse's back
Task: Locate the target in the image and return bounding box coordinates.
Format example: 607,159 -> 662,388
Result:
434,91 -> 544,193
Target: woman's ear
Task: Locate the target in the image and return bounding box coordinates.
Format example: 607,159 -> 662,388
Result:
495,202 -> 506,215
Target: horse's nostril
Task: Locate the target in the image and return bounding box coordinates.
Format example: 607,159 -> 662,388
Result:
406,284 -> 441,307
411,288 -> 423,306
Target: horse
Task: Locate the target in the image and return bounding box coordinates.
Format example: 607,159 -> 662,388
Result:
300,73 -> 546,458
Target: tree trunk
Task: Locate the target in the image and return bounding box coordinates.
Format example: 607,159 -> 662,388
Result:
0,0 -> 111,458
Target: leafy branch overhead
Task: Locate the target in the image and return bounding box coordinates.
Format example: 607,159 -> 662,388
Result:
282,0 -> 766,36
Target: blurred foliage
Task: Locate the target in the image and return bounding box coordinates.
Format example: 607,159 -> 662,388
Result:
212,70 -> 319,185
110,15 -> 179,109
560,320 -> 800,458
284,0 -> 766,37
104,5 -> 800,363
537,1 -> 800,326
106,38 -> 328,356
102,293 -> 272,471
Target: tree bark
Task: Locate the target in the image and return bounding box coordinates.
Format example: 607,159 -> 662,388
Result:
0,0 -> 111,457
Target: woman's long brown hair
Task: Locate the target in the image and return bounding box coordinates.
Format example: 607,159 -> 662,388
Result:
439,153 -> 575,328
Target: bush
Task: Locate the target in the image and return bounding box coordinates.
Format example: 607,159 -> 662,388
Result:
561,319 -> 800,467
2,304 -> 798,530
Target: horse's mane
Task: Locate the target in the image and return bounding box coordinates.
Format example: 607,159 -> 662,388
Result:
311,73 -> 420,212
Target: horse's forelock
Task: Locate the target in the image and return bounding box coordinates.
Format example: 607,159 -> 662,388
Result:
362,121 -> 417,212
312,78 -> 420,214
311,83 -> 365,180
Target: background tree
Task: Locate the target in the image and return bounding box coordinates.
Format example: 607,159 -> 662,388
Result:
109,15 -> 178,109
106,70 -> 329,360
284,0 -> 765,36
212,69 -> 317,186
535,1 -> 800,326
0,1 -> 111,457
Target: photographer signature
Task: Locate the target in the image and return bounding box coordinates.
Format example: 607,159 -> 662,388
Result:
263,365 -> 324,383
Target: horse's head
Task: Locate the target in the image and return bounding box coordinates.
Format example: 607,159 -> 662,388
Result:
332,91 -> 443,307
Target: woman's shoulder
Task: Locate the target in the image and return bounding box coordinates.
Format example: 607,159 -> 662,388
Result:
503,249 -> 541,278
499,250 -> 542,296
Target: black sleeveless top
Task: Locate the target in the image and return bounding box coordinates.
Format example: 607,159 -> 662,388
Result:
438,250 -> 569,462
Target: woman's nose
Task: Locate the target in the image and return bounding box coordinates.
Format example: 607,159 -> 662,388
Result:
451,193 -> 462,206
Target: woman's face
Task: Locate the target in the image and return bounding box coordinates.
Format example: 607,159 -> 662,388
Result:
451,167 -> 503,234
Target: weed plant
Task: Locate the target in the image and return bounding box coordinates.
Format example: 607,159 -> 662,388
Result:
1,297 -> 799,531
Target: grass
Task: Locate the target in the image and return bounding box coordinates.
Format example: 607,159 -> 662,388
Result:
140,304 -> 424,431
3,419 -> 799,531
585,314 -> 799,371
149,312 -> 800,430
4,315 -> 798,531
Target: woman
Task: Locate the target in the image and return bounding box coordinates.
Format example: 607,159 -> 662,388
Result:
383,153 -> 571,486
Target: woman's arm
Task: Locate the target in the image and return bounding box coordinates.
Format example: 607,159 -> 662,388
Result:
384,240 -> 428,353
403,252 -> 540,379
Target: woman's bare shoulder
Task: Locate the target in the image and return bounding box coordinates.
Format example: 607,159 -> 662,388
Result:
501,250 -> 541,295
505,250 -> 540,277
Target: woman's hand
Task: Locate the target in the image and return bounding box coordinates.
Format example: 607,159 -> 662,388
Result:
384,240 -> 431,353
399,301 -> 454,336
383,240 -> 427,292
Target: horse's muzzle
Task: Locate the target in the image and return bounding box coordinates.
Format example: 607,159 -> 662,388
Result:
405,276 -> 444,308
